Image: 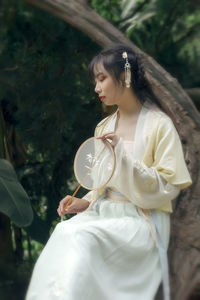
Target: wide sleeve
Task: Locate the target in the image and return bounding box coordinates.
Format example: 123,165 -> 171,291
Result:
151,117 -> 192,188
82,190 -> 93,203
111,117 -> 192,210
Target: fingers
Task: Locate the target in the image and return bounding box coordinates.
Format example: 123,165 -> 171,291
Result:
57,205 -> 66,218
97,132 -> 119,147
61,196 -> 71,212
96,132 -> 115,140
64,203 -> 75,214
57,195 -> 72,217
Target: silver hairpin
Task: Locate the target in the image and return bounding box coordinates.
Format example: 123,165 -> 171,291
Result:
122,52 -> 131,88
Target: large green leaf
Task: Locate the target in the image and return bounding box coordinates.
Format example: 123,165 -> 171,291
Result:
120,0 -> 141,20
120,0 -> 156,32
0,159 -> 33,227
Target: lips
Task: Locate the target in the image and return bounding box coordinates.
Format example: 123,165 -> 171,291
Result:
99,96 -> 105,102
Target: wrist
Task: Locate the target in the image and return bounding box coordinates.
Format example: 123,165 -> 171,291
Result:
82,198 -> 90,207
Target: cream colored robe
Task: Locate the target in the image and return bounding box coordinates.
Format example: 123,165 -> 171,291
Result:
84,102 -> 192,213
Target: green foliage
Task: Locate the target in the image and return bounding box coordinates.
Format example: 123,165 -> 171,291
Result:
0,0 -> 102,240
119,0 -> 200,88
22,233 -> 44,261
91,0 -> 121,22
120,0 -> 156,31
0,159 -> 33,226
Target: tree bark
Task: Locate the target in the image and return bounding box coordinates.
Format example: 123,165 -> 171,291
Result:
0,213 -> 13,265
25,1 -> 200,299
186,88 -> 200,109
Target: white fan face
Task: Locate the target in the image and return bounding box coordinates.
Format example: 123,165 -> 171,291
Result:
74,137 -> 116,190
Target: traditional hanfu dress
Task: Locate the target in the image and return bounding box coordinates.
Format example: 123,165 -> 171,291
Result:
25,102 -> 192,300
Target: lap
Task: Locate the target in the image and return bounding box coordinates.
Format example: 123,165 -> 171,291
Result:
26,199 -> 170,300
55,200 -> 166,254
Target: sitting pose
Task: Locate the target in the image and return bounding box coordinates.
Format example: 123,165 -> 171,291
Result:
26,43 -> 192,300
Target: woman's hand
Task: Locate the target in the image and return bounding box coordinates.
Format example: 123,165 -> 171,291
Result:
97,132 -> 120,148
57,196 -> 90,217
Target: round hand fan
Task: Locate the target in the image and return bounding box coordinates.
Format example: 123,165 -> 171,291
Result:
74,137 -> 116,190
62,137 -> 116,216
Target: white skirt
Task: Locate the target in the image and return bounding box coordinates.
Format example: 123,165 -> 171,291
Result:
25,198 -> 170,300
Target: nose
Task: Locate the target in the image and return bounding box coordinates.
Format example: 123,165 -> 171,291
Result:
94,82 -> 102,94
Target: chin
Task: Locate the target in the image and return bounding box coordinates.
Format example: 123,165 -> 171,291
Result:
104,101 -> 115,106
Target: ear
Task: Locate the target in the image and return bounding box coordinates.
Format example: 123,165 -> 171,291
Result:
119,71 -> 125,87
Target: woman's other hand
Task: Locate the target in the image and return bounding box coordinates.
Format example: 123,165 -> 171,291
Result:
57,196 -> 90,217
97,132 -> 120,148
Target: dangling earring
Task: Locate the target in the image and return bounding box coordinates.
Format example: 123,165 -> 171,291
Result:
122,52 -> 131,88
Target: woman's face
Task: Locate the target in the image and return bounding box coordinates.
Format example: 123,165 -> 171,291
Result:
93,63 -> 124,106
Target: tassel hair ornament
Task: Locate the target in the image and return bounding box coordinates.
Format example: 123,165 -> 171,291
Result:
122,51 -> 131,88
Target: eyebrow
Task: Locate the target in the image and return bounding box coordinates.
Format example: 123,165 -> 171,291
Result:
94,72 -> 105,79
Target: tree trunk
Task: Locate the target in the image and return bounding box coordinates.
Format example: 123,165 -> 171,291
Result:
0,107 -> 14,268
0,213 -> 13,265
186,88 -> 200,110
25,1 -> 200,299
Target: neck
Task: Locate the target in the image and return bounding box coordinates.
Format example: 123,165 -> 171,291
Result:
117,89 -> 142,119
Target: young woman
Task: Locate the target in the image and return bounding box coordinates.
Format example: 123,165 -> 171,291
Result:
26,44 -> 192,300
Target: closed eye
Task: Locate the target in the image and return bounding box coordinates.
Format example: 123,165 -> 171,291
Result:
99,76 -> 105,82
94,72 -> 106,84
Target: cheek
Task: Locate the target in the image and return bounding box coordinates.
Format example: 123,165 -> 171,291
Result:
113,85 -> 123,97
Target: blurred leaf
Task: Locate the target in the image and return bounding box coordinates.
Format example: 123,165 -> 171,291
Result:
0,159 -> 33,227
121,11 -> 155,31
118,0 -> 200,89
120,0 -> 156,31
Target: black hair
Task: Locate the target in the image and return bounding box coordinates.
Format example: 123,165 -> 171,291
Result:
88,43 -> 162,108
